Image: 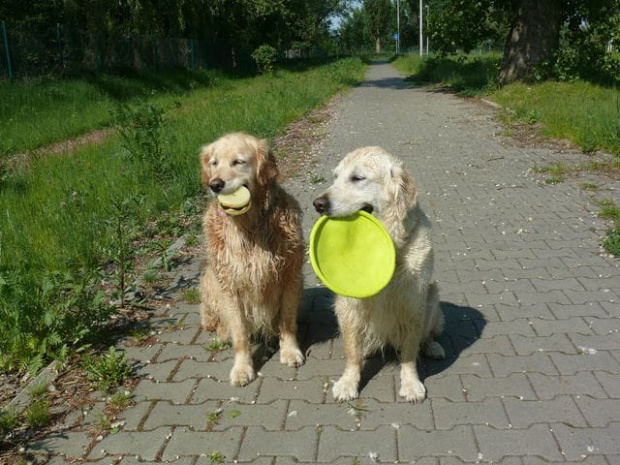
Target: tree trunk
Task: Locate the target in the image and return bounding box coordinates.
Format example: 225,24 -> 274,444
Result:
375,37 -> 382,53
499,0 -> 562,85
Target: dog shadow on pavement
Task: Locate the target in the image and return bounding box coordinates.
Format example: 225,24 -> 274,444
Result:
297,289 -> 487,394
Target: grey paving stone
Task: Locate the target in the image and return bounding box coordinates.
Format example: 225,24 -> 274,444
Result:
594,371 -> 620,398
161,428 -> 243,461
257,377 -> 326,403
514,290 -> 572,306
530,317 -> 593,336
495,302 -> 555,322
133,378 -> 196,404
528,372 -> 608,400
173,359 -> 231,382
120,401 -> 155,431
574,396 -> 620,427
570,333 -> 620,352
425,375 -> 466,402
522,456 -> 608,465
190,377 -> 260,404
89,428 -> 171,461
530,277 -> 585,292
503,395 -> 587,428
585,316 -> 620,336
549,302 -> 610,320
462,373 -> 537,401
27,431 -> 92,460
475,423 -> 564,462
563,289 -> 618,306
155,326 -> 201,344
510,333 -> 577,355
285,400 -> 358,431
122,344 -> 163,364
551,352 -> 620,375
317,425 -> 397,462
360,398 -> 434,430
432,397 -> 510,430
156,343 -> 213,362
452,334 -> 515,357
478,319 -> 537,338
134,360 -> 178,383
552,422 -> 620,461
237,426 -> 318,462
488,353 -> 558,377
397,425 -> 478,462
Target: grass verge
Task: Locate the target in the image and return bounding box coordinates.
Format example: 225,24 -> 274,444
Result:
0,58 -> 367,375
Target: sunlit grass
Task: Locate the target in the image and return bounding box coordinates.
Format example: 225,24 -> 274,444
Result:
0,58 -> 366,373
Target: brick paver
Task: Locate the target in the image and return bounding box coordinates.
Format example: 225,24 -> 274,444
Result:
23,61 -> 620,464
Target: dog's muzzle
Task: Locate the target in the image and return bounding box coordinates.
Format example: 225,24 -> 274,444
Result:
313,195 -> 330,214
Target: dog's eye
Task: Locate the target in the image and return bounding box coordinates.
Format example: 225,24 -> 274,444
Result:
233,159 -> 246,166
351,174 -> 366,182
210,159 -> 218,166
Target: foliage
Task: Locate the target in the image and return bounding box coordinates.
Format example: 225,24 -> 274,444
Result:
112,103 -> 171,182
393,53 -> 502,95
427,0 -> 511,55
1,0 -> 350,75
252,45 -> 278,74
425,0 -> 619,84
0,270 -> 114,374
0,59 -> 366,374
25,399 -> 50,429
81,347 -> 132,393
364,0 -> 393,52
493,80 -> 620,155
602,228 -> 620,256
0,408 -> 18,434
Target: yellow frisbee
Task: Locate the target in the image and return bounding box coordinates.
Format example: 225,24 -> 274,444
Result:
309,211 -> 396,298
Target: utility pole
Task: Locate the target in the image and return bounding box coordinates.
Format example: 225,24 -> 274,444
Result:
396,0 -> 400,54
419,0 -> 424,56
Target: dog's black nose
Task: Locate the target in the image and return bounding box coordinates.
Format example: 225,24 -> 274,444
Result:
313,196 -> 330,214
209,178 -> 225,193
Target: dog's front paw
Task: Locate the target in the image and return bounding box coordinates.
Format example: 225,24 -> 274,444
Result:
399,378 -> 426,403
332,377 -> 359,402
230,363 -> 256,387
280,347 -> 304,367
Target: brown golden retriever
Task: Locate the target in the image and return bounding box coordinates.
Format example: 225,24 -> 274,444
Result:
199,132 -> 305,386
313,146 -> 445,402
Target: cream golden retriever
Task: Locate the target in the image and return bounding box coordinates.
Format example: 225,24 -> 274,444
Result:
313,146 -> 445,402
199,132 -> 305,386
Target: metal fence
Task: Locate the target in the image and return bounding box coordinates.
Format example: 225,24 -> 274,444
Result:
0,21 -> 222,80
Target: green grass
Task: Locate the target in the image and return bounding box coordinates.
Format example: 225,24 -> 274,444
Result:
492,81 -> 620,156
0,68 -> 217,157
0,58 -> 366,374
392,53 -> 502,96
81,347 -> 132,393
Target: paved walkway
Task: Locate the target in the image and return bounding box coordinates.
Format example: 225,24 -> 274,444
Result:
29,62 -> 620,464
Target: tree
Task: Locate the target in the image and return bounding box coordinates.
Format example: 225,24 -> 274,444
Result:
364,0 -> 393,52
427,0 -> 620,84
499,0 -> 561,84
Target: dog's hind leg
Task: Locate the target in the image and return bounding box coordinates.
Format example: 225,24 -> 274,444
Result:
422,281 -> 446,360
278,279 -> 304,368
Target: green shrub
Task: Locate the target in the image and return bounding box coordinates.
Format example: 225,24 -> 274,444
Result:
81,346 -> 132,393
251,45 -> 278,74
0,270 -> 113,374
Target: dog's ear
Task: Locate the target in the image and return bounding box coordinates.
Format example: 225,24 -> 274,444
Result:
256,138 -> 279,187
199,143 -> 214,186
389,163 -> 418,219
